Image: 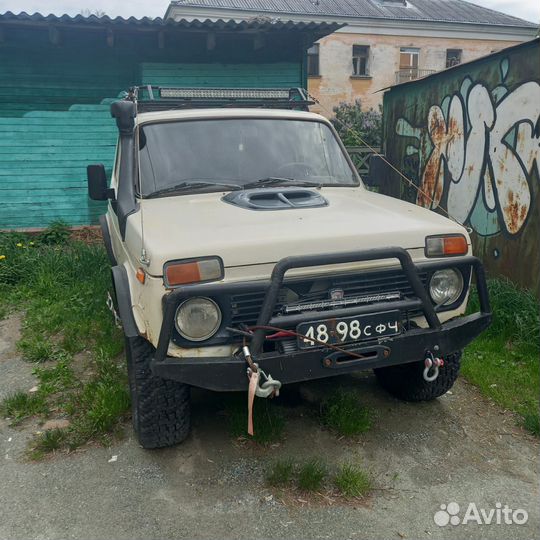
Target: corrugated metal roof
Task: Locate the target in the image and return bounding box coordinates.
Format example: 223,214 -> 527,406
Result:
0,11 -> 342,32
169,0 -> 537,27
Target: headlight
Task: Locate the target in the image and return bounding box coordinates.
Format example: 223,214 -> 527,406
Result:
429,269 -> 464,306
175,297 -> 222,341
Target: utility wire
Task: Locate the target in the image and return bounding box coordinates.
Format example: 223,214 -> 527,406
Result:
307,92 -> 465,227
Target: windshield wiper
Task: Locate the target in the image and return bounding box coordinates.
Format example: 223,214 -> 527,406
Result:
145,181 -> 241,199
242,177 -> 322,190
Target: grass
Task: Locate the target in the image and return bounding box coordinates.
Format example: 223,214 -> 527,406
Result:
0,224 -> 127,456
265,458 -> 373,499
334,463 -> 372,498
463,278 -> 539,436
297,459 -> 327,492
226,394 -> 286,444
266,459 -> 295,486
1,391 -> 49,422
321,388 -> 372,436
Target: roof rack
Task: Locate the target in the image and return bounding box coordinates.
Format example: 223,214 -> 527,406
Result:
126,86 -> 313,112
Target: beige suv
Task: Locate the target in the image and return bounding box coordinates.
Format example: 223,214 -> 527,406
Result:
87,87 -> 491,449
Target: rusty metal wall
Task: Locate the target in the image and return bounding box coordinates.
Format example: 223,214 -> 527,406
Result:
382,38 -> 540,294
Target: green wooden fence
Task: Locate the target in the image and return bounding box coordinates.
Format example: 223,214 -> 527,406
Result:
0,29 -> 303,229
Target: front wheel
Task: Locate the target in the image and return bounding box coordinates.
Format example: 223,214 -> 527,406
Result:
125,335 -> 191,448
374,351 -> 462,402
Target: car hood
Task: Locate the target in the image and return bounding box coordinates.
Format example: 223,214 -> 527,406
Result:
125,187 -> 469,276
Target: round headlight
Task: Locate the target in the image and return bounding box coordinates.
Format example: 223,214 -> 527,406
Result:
429,269 -> 464,306
175,297 -> 222,341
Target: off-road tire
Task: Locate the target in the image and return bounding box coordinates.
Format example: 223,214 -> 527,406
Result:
125,335 -> 191,448
374,351 -> 462,402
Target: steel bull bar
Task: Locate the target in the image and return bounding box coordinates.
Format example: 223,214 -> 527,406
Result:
151,247 -> 492,391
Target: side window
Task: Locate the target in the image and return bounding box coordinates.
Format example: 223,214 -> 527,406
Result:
446,49 -> 462,68
307,44 -> 320,76
352,45 -> 370,76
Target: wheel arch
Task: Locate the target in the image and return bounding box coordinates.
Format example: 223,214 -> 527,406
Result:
99,214 -> 117,266
111,264 -> 139,338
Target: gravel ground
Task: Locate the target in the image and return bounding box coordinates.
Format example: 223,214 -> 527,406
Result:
0,314 -> 538,540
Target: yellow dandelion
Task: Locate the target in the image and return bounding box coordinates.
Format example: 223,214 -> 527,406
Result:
0,255 -> 6,260
16,242 -> 23,247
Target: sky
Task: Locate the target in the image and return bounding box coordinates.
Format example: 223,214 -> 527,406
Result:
0,0 -> 538,22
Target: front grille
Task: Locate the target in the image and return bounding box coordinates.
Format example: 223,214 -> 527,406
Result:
229,267 -> 428,327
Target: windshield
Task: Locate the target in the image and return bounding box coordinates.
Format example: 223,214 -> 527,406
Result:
138,118 -> 358,197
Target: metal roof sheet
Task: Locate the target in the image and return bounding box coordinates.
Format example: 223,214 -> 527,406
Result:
0,11 -> 343,33
169,0 -> 537,27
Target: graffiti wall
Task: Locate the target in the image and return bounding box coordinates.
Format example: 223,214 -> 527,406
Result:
383,38 -> 540,293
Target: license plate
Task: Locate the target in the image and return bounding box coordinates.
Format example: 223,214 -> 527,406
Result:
296,310 -> 401,349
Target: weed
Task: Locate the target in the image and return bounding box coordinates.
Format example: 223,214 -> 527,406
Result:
226,394 -> 285,444
33,428 -> 68,453
38,221 -> 71,245
522,412 -> 540,437
266,459 -> 295,486
321,388 -> 372,436
297,459 -> 327,492
17,337 -> 59,363
468,278 -> 539,350
334,463 -> 372,498
33,357 -> 76,394
1,391 -> 48,421
0,228 -> 126,455
464,279 -> 539,436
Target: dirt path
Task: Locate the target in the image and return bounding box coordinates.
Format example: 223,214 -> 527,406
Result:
0,314 -> 538,540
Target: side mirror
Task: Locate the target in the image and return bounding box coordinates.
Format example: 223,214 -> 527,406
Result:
87,164 -> 114,201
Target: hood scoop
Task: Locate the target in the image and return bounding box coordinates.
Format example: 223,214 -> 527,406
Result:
222,187 -> 328,211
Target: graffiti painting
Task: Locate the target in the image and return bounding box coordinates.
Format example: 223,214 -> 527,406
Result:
396,58 -> 540,237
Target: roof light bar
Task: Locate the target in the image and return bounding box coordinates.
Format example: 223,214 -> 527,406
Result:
159,87 -> 291,100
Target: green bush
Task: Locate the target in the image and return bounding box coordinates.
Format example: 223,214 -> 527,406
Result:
330,100 -> 382,147
468,278 -> 539,351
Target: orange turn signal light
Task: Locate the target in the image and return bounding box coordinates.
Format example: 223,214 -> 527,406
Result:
164,257 -> 224,288
425,235 -> 468,257
136,268 -> 146,284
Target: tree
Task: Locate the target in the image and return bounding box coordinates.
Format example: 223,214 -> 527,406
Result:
80,9 -> 107,17
330,99 -> 382,147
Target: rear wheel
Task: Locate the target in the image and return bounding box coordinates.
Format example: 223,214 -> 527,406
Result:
125,335 -> 191,448
374,351 -> 462,402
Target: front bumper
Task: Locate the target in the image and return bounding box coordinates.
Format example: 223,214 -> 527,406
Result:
150,247 -> 491,391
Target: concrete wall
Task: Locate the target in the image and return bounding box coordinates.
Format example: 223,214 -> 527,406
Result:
308,31 -> 524,116
382,39 -> 540,293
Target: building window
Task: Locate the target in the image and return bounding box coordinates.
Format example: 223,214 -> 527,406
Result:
352,45 -> 370,76
446,49 -> 462,68
307,44 -> 320,76
399,47 -> 419,70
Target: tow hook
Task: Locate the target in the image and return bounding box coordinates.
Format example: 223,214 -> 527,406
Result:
243,345 -> 282,436
423,351 -> 444,382
243,344 -> 282,398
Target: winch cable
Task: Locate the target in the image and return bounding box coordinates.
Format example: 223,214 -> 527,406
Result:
246,325 -> 368,360
241,324 -> 368,435
306,92 -> 467,228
